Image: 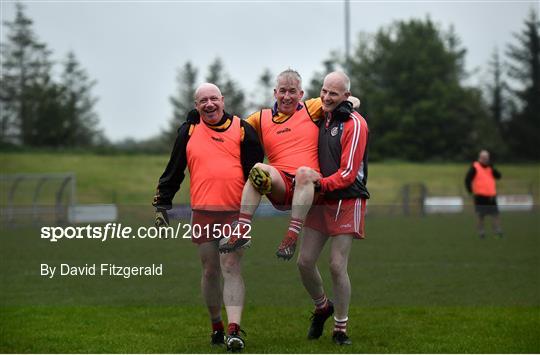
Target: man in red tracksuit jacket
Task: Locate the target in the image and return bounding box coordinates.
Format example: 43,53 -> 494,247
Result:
278,71 -> 370,346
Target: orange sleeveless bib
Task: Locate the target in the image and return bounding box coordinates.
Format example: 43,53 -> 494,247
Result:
187,117 -> 244,210
260,104 -> 320,175
472,161 -> 496,197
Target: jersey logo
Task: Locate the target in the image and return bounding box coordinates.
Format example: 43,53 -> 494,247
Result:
211,136 -> 225,143
277,127 -> 291,135
331,127 -> 339,137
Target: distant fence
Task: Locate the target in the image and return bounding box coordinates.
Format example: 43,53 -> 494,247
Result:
1,174 -> 535,228
163,183 -> 536,220
0,173 -> 117,228
397,182 -> 536,216
1,173 -> 76,226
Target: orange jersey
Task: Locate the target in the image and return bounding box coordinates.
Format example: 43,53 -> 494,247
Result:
245,98 -> 323,175
472,161 -> 497,197
187,116 -> 245,211
245,98 -> 323,139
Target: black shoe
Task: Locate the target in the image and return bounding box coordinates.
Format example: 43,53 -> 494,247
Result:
307,301 -> 334,339
332,331 -> 352,345
226,329 -> 246,352
211,330 -> 225,346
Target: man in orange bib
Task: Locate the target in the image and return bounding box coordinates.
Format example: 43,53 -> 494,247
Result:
153,83 -> 263,351
465,149 -> 503,238
219,69 -> 360,256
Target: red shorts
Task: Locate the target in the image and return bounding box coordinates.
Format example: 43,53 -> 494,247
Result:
305,197 -> 367,239
190,210 -> 239,245
266,170 -> 295,211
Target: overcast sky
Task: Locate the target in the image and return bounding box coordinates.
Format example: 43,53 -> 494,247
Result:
1,1 -> 536,141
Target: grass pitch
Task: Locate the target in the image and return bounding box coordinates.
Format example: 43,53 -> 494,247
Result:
2,152 -> 539,204
1,152 -> 539,352
1,213 -> 539,353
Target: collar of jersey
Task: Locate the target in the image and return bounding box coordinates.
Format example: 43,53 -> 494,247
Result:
203,112 -> 233,132
271,101 -> 304,117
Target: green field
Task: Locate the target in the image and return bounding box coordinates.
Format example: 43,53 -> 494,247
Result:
1,213 -> 539,353
1,153 -> 539,204
1,153 -> 539,353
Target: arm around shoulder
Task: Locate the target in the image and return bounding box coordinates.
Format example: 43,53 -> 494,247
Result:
240,120 -> 264,180
347,96 -> 361,109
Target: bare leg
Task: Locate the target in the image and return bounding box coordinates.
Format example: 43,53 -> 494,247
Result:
240,163 -> 287,216
276,167 -> 320,259
297,227 -> 328,299
220,249 -> 245,325
198,241 -> 222,321
291,166 -> 320,220
476,214 -> 485,238
329,235 -> 353,321
492,214 -> 503,236
239,182 -> 262,216
299,228 -> 335,340
219,163 -> 290,253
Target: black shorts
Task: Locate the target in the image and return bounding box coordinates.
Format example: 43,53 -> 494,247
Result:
474,195 -> 499,216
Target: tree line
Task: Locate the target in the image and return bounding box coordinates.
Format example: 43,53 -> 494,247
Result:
1,3 -> 538,161
1,3 -> 105,148
346,12 -> 539,161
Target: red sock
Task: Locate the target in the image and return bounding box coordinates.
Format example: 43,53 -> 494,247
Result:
313,294 -> 328,312
333,316 -> 348,334
287,217 -> 304,239
212,320 -> 224,332
227,322 -> 240,335
236,213 -> 253,238
238,212 -> 252,226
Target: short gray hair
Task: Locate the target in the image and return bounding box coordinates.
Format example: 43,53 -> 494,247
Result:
276,68 -> 302,89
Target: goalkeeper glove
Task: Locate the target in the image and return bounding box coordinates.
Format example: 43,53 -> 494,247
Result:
249,166 -> 272,195
155,208 -> 170,228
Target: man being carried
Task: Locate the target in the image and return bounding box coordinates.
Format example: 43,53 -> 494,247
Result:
219,69 -> 359,260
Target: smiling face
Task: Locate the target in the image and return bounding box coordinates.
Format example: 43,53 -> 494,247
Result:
320,72 -> 351,113
274,72 -> 304,116
194,83 -> 224,124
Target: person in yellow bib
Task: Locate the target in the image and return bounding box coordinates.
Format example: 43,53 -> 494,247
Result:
464,149 -> 503,238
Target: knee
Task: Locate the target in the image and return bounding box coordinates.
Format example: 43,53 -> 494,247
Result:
297,255 -> 316,273
253,162 -> 269,172
202,263 -> 220,281
249,163 -> 272,195
329,258 -> 347,278
295,166 -> 316,186
221,257 -> 241,276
